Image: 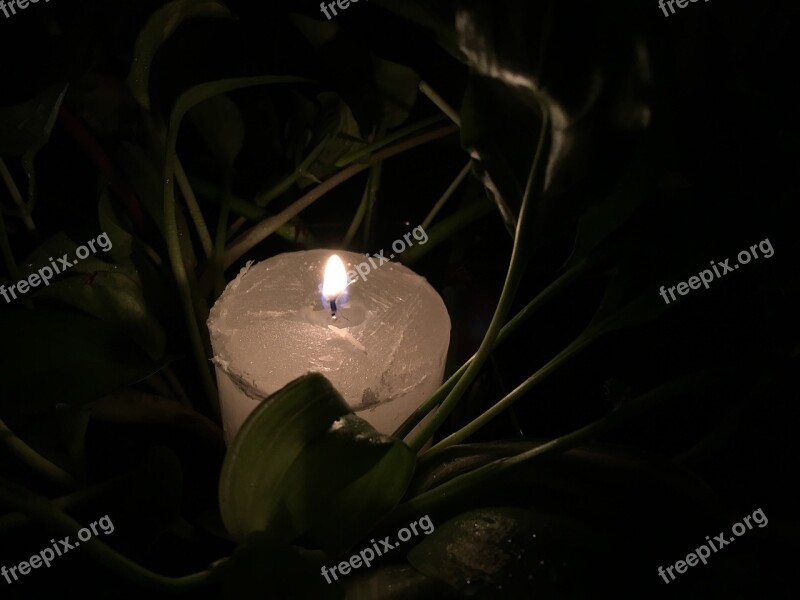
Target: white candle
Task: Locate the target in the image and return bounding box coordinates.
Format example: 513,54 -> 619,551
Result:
208,249 -> 450,444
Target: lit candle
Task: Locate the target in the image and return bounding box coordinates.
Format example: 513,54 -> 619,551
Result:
207,249 -> 450,444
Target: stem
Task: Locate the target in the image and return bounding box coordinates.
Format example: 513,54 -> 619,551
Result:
255,136 -> 329,207
407,104 -> 549,453
420,333 -> 596,463
335,115 -> 447,168
393,259 -> 589,440
0,418 -> 79,489
419,81 -> 461,127
402,199 -> 494,267
162,366 -> 192,409
213,169 -> 233,298
0,157 -> 36,233
224,124 -> 459,268
393,371 -> 718,524
164,120 -> 219,417
421,161 -> 471,230
0,476 -> 216,591
0,210 -> 20,281
190,177 -> 315,246
342,167 -> 373,248
362,160 -> 383,249
176,159 -> 214,258
0,475 -> 129,532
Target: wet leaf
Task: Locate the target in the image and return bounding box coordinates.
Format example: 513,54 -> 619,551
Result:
407,507 -> 597,599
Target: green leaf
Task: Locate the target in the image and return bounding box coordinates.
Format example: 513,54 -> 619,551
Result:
289,13 -> 419,130
218,373 -> 415,546
370,57 -> 420,130
346,565 -> 454,600
0,84 -> 68,157
298,93 -> 365,187
98,188 -> 135,262
27,261 -> 166,360
114,143 -> 167,233
127,0 -> 233,109
91,390 -> 223,449
407,507 -> 598,599
19,232 -> 113,278
219,533 -> 343,600
188,93 -> 245,167
0,308 -> 167,414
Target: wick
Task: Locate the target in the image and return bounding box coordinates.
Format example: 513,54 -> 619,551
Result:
330,299 -> 337,320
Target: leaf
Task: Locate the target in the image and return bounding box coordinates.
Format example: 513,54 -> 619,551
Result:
407,507 -> 600,599
289,13 -> 419,130
370,57 -> 420,130
346,565 -> 454,600
219,533 -> 343,600
298,93 -> 365,187
98,188 -> 135,262
91,390 -> 223,450
218,373 -> 415,546
0,84 -> 68,157
69,270 -> 168,360
18,232 -> 110,277
188,93 -> 245,167
127,0 -> 234,109
114,143 -> 166,233
0,308 -> 167,414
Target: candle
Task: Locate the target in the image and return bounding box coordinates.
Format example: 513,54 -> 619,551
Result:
208,249 -> 451,444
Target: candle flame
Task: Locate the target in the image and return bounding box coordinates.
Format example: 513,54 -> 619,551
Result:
322,254 -> 347,300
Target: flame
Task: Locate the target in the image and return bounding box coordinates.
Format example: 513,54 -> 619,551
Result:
322,254 -> 347,301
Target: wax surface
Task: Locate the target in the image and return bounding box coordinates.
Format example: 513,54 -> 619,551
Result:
208,250 -> 450,443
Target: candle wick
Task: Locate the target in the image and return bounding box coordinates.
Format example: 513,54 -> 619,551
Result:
330,298 -> 337,320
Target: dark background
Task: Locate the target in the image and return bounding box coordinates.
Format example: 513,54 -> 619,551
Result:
1,0 -> 798,598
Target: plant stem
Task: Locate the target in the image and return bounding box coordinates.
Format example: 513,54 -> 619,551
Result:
401,199 -> 494,267
0,476 -> 217,591
0,418 -> 79,489
0,475 -> 129,532
162,365 -> 192,409
164,130 -> 218,416
0,210 -> 20,281
213,169 -> 233,298
393,371 -> 718,524
393,259 -> 588,440
0,157 -> 36,234
407,105 -> 549,453
223,124 -> 459,268
342,170 -> 371,247
176,159 -> 214,258
421,161 -> 471,230
335,115 -> 447,168
419,81 -> 461,127
255,136 -> 329,207
420,332 -> 597,463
